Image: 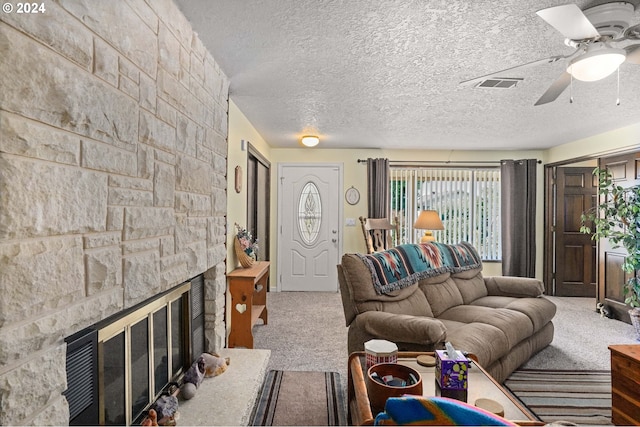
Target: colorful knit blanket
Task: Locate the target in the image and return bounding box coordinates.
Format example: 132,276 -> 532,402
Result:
358,242 -> 481,295
374,396 -> 516,426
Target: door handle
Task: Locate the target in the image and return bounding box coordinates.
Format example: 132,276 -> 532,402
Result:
332,238 -> 337,243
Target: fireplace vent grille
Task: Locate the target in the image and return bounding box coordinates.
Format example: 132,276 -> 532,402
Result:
191,275 -> 205,357
64,328 -> 98,425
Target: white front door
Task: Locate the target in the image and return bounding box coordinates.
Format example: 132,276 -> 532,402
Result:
277,163 -> 342,292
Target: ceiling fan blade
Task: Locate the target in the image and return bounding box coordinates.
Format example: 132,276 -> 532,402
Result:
534,72 -> 572,106
536,4 -> 600,40
625,45 -> 640,64
459,56 -> 564,87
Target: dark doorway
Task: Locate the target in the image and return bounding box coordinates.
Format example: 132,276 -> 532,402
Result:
247,144 -> 270,263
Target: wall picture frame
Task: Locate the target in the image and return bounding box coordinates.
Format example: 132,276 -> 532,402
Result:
235,165 -> 242,193
345,186 -> 360,205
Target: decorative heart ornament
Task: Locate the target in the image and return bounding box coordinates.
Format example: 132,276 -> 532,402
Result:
235,303 -> 247,314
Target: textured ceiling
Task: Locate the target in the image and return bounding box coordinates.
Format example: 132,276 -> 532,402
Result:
174,0 -> 640,150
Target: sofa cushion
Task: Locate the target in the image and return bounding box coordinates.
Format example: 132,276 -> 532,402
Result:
451,267 -> 487,304
483,276 -> 544,298
354,311 -> 447,345
419,276 -> 464,317
437,305 -> 534,349
471,296 -> 557,332
438,320 -> 511,368
356,288 -> 435,318
341,254 -> 434,317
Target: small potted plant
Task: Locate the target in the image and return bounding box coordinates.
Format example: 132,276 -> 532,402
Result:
580,167 -> 640,334
234,223 -> 259,268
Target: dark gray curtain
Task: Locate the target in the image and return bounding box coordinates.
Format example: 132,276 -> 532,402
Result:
501,159 -> 537,277
366,158 -> 390,218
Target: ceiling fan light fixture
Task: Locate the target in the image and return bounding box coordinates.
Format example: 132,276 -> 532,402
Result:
567,44 -> 626,82
301,135 -> 320,147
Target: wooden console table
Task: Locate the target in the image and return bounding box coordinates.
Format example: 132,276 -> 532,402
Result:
609,344 -> 640,425
228,261 -> 269,348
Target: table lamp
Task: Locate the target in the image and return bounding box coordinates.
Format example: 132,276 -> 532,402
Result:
413,210 -> 444,243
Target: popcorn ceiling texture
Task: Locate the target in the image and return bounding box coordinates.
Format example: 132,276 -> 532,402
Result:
0,1 -> 229,424
176,0 -> 640,150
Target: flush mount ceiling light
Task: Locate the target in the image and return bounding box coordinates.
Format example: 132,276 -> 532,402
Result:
567,43 -> 626,82
301,135 -> 319,147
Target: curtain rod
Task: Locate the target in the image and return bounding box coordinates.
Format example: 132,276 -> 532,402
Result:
356,159 -> 542,165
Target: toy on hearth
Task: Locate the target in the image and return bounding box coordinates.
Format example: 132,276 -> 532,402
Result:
180,356 -> 205,400
141,409 -> 158,426
179,352 -> 231,400
202,352 -> 231,377
151,394 -> 179,426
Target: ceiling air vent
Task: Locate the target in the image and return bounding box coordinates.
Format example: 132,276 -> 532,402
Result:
475,77 -> 523,89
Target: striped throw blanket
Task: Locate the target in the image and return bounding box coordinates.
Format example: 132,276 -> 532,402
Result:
358,242 -> 481,295
375,396 -> 516,426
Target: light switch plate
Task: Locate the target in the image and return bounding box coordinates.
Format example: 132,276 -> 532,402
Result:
345,218 -> 356,226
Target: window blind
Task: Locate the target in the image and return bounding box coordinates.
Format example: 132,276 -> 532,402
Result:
390,167 -> 501,260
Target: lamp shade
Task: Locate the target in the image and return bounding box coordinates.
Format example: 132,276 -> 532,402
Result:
413,210 -> 444,230
413,210 -> 444,243
567,44 -> 626,82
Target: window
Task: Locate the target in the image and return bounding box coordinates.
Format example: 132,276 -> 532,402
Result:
390,167 -> 501,260
298,182 -> 322,245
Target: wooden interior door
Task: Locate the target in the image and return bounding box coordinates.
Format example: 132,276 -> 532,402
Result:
554,167 -> 598,296
598,152 -> 640,322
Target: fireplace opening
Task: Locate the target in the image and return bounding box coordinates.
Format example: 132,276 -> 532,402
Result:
65,275 -> 205,426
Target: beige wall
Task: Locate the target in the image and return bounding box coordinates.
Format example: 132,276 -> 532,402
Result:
228,106 -> 639,285
268,149 -> 546,279
545,122 -> 640,164
226,100 -> 272,273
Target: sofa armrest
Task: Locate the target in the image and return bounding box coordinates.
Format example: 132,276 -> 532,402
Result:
483,276 -> 544,298
353,311 -> 447,345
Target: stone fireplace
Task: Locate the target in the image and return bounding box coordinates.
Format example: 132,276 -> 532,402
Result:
0,1 -> 229,425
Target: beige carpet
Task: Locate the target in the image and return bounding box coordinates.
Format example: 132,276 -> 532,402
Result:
253,293 -> 638,375
521,296 -> 638,371
251,293 -> 638,424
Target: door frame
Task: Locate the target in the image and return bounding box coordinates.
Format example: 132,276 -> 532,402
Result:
544,148 -> 639,298
247,143 -> 271,262
544,157 -> 597,296
275,162 -> 344,292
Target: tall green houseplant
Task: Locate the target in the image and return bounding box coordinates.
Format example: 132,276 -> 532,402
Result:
580,167 -> 640,322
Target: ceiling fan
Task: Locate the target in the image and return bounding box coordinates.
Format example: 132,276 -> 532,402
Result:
460,2 -> 640,105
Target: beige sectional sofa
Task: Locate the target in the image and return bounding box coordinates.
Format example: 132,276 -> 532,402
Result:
337,243 -> 556,383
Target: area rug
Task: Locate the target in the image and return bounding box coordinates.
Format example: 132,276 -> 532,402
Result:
250,370 -> 346,426
504,369 -> 612,425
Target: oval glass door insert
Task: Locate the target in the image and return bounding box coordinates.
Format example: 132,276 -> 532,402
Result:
298,182 -> 322,245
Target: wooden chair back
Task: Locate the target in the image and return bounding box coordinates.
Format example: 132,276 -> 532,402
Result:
359,216 -> 399,254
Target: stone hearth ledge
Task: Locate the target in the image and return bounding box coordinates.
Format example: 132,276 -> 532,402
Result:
177,348 -> 270,426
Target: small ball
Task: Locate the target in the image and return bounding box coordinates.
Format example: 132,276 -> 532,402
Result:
181,383 -> 197,400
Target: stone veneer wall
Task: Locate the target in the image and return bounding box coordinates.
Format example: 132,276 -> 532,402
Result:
0,1 -> 229,425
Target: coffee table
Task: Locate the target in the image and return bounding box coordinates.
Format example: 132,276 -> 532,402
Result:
347,351 -> 541,426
